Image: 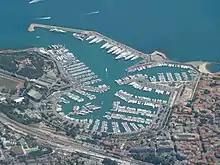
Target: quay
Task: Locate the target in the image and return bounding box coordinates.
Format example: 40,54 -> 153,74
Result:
127,61 -> 200,73
85,31 -> 148,59
28,23 -> 84,33
0,48 -> 32,53
28,23 -> 149,60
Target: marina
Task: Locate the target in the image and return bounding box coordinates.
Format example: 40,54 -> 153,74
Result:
29,23 -> 164,63
29,24 -> 200,134
41,42 -> 198,134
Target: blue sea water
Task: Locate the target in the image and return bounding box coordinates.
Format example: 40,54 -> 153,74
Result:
0,0 -> 220,62
1,0 -> 220,132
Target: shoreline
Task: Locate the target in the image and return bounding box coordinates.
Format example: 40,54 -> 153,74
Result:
198,62 -> 212,74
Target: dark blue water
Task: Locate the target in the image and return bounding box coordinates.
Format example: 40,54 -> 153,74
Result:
0,0 -> 220,62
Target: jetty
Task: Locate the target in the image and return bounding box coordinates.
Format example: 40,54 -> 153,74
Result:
0,48 -> 32,53
28,23 -> 84,33
86,31 -> 148,59
28,23 -> 149,60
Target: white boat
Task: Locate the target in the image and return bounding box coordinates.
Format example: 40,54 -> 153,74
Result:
105,44 -> 113,49
107,46 -> 118,53
105,68 -> 108,77
125,51 -> 132,56
95,38 -> 103,43
120,51 -> 129,56
49,29 -> 66,33
29,0 -> 43,4
112,48 -> 120,55
86,35 -> 95,41
115,49 -> 123,55
125,54 -> 134,60
131,56 -> 139,61
100,43 -> 108,49
89,37 -> 98,44
115,54 -> 126,60
85,11 -> 100,16
36,16 -> 51,20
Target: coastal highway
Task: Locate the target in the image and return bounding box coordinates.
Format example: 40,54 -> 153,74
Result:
0,113 -> 131,165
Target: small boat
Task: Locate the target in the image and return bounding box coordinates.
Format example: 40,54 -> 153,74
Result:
29,0 -> 43,4
120,51 -> 129,56
131,56 -> 139,61
36,16 -> 51,20
95,38 -> 103,43
115,48 -> 123,55
124,51 -> 131,56
89,37 -> 98,44
100,43 -> 108,49
115,55 -> 122,60
107,46 -> 118,53
112,48 -> 120,55
85,11 -> 100,15
115,53 -> 126,60
86,35 -> 95,41
105,44 -> 113,49
49,29 -> 66,33
105,68 -> 108,76
125,54 -> 134,60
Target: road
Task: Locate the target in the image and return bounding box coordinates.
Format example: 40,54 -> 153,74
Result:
0,113 -> 131,165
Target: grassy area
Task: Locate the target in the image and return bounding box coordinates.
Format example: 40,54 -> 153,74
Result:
0,76 -> 19,89
212,77 -> 220,81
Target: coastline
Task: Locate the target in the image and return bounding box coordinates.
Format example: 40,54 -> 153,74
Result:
198,62 -> 212,74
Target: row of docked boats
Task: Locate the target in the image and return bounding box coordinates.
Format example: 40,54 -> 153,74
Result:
88,119 -> 147,133
76,33 -> 140,61
102,42 -> 139,61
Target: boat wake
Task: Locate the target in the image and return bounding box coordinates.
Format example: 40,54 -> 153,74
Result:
36,16 -> 51,20
29,0 -> 43,4
84,11 -> 100,16
105,68 -> 108,77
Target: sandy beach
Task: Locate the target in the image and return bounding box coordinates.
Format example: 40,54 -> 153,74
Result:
198,62 -> 212,74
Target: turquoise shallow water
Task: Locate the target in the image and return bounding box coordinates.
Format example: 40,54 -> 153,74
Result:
1,0 -> 220,133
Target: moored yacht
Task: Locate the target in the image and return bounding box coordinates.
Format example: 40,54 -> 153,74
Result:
115,53 -> 126,60
131,56 -> 139,60
96,38 -> 103,43
112,48 -> 120,54
86,35 -> 95,40
107,46 -> 118,53
120,51 -> 129,56
125,51 -> 132,56
100,43 -> 109,49
105,43 -> 113,49
115,51 -> 130,59
89,37 -> 99,44
115,48 -> 123,55
124,54 -> 134,60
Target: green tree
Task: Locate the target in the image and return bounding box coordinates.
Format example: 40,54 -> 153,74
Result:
102,158 -> 118,165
